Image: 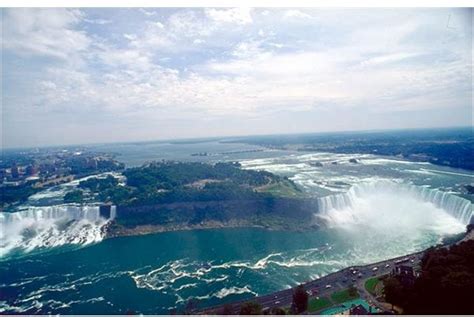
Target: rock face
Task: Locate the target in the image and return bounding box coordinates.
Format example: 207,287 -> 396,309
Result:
99,205 -> 117,219
107,197 -> 322,237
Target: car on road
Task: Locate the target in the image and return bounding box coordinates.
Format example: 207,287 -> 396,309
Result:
372,267 -> 378,271
275,301 -> 280,305
385,264 -> 390,268
325,284 -> 332,289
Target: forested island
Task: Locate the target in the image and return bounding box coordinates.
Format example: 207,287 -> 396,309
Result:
73,161 -> 318,237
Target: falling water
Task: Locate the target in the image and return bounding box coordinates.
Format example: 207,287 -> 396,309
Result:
0,205 -> 115,258
317,180 -> 473,225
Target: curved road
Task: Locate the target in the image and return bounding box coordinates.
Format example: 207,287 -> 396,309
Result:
200,251 -> 424,314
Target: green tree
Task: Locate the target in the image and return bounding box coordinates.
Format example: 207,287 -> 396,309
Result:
239,301 -> 262,315
348,284 -> 358,297
221,303 -> 233,315
383,277 -> 404,307
64,190 -> 84,203
269,307 -> 286,315
292,285 -> 308,313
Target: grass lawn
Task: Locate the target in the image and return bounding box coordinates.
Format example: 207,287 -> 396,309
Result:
330,288 -> 359,304
257,180 -> 304,198
308,297 -> 332,312
364,277 -> 380,295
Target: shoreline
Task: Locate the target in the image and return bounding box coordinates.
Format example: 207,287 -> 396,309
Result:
197,227 -> 473,314
104,219 -> 318,239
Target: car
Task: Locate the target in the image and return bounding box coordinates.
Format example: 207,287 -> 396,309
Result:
372,267 -> 378,271
274,295 -> 278,299
385,264 -> 390,268
358,273 -> 363,278
325,284 -> 332,289
352,270 -> 357,274
275,301 -> 280,305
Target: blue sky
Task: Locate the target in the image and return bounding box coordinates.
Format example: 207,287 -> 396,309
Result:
1,8 -> 472,147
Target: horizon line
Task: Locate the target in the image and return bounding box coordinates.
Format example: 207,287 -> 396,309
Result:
2,124 -> 472,151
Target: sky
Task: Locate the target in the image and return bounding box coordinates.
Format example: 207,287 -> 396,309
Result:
1,8 -> 472,148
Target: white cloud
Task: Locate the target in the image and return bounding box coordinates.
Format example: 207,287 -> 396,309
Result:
284,9 -> 313,19
84,18 -> 112,25
139,8 -> 157,16
154,21 -> 165,29
3,8 -> 90,59
205,8 -> 253,25
123,33 -> 137,41
3,8 -> 471,147
359,52 -> 420,67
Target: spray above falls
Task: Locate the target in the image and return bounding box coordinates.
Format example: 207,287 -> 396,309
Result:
316,180 -> 472,238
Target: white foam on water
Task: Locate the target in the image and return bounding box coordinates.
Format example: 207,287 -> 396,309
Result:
214,285 -> 257,299
420,168 -> 474,178
360,157 -> 427,166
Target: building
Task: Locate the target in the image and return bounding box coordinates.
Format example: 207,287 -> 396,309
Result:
392,265 -> 418,287
26,165 -> 38,176
11,165 -> 19,179
349,304 -> 369,315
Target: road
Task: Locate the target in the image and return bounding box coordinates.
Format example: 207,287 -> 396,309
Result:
199,251 -> 424,314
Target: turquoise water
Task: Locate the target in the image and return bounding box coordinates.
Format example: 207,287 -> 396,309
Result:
0,224 -> 463,314
1,228 -> 351,314
1,143 -> 472,314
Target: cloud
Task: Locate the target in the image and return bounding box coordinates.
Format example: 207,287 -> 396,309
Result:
83,18 -> 112,25
359,52 -> 421,67
3,8 -> 90,59
139,8 -> 157,16
284,9 -> 313,19
205,8 -> 253,25
2,8 -> 472,147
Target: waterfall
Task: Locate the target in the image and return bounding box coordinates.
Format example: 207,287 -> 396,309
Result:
0,205 -> 116,259
317,180 -> 473,225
